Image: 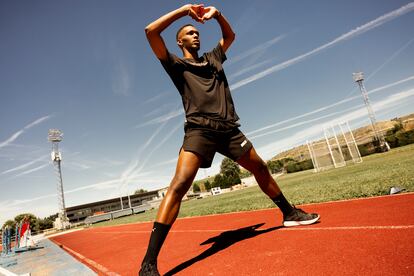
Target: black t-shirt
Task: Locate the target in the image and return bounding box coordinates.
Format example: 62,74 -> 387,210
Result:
160,44 -> 240,131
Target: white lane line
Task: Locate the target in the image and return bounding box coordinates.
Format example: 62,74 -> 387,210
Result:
53,241 -> 120,276
280,225 -> 414,231
90,225 -> 414,234
0,265 -> 29,276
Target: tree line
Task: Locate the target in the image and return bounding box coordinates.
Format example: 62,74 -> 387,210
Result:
359,123 -> 414,156
192,156 -> 307,193
2,213 -> 57,235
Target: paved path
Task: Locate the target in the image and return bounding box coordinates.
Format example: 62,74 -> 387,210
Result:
0,237 -> 96,276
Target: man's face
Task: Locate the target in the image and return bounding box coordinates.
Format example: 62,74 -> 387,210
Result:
177,25 -> 200,51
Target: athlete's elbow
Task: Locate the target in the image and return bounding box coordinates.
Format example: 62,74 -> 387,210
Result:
145,22 -> 159,37
144,25 -> 153,37
230,31 -> 236,41
145,26 -> 158,43
226,31 -> 236,44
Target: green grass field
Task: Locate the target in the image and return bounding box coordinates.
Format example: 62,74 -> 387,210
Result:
93,144 -> 414,227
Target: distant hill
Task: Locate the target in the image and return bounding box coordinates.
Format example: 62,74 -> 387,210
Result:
270,113 -> 414,161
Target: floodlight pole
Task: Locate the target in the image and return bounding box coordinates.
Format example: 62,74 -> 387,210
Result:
48,129 -> 69,229
352,72 -> 389,152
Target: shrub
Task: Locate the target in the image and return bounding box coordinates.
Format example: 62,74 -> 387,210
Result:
298,159 -> 314,171
193,183 -> 201,193
204,180 -> 211,191
285,161 -> 300,173
267,160 -> 283,174
358,143 -> 375,156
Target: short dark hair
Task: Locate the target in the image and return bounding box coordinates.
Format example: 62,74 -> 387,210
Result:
176,24 -> 195,41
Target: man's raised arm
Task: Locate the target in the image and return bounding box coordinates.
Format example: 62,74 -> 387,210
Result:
145,4 -> 203,61
201,6 -> 235,53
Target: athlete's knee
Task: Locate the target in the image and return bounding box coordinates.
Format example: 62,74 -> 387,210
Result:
168,175 -> 192,198
252,159 -> 269,176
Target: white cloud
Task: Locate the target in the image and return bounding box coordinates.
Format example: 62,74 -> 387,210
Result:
10,163 -> 49,178
248,74 -> 414,137
121,122 -> 182,191
230,3 -> 414,91
227,34 -> 286,65
0,115 -> 52,150
228,57 -> 279,80
369,75 -> 414,94
256,88 -> 414,160
142,91 -> 172,105
135,108 -> 184,128
132,3 -> 414,130
365,37 -> 414,83
63,154 -> 124,172
250,104 -> 363,140
1,154 -> 49,175
152,157 -> 178,168
143,102 -> 180,120
121,120 -> 169,186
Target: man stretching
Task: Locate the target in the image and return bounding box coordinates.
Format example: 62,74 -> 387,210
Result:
141,4 -> 320,275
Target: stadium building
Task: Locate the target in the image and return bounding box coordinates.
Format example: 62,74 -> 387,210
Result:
65,190 -> 160,223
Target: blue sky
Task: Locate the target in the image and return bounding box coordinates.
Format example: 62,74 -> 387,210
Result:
1,1 -> 414,225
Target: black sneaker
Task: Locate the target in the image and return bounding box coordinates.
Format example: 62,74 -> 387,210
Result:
283,207 -> 320,227
139,262 -> 160,276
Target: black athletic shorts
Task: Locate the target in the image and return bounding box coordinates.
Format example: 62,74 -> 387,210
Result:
182,126 -> 253,168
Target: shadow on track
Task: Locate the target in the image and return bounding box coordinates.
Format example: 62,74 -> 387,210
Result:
164,223 -> 282,275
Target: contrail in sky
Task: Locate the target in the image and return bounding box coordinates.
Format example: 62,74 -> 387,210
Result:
11,164 -> 49,178
0,115 -> 52,150
227,34 -> 286,65
141,3 -> 414,128
249,104 -> 363,140
120,121 -> 182,191
365,37 -> 414,83
343,36 -> 414,99
256,88 -> 414,159
247,74 -> 414,136
230,3 -> 414,91
0,155 -> 48,175
135,107 -> 184,128
120,119 -> 168,186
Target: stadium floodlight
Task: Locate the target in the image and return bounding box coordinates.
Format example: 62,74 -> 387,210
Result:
352,72 -> 364,82
48,129 -> 70,229
48,129 -> 63,142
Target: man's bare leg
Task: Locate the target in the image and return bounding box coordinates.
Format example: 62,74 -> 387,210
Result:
237,147 -> 320,226
237,147 -> 281,198
156,149 -> 202,224
140,149 -> 201,275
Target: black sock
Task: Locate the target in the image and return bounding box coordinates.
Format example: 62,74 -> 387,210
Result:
142,221 -> 171,265
272,193 -> 294,216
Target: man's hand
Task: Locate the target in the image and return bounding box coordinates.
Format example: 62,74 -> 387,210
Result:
187,4 -> 205,23
200,6 -> 219,22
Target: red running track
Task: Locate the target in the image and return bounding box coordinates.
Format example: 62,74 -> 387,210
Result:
50,193 -> 414,275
